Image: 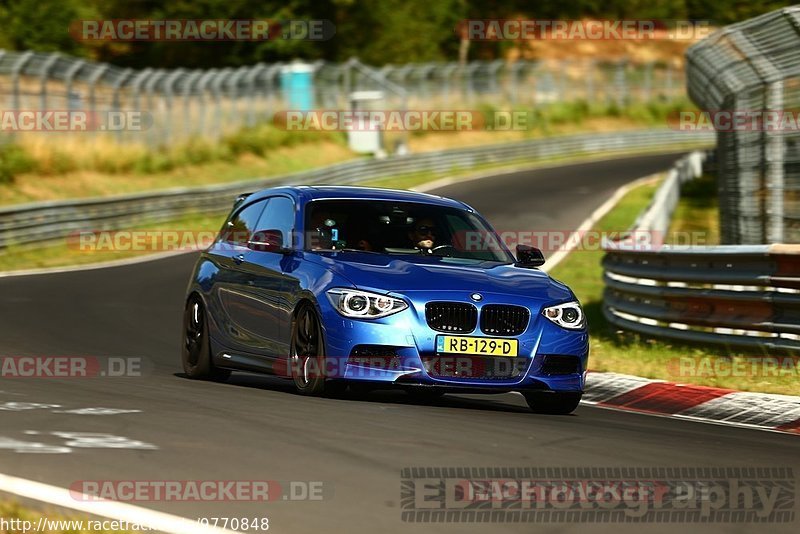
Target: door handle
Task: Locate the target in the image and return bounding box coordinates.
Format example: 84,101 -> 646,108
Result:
233,254 -> 245,264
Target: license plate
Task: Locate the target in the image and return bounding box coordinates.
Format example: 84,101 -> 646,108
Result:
436,335 -> 518,357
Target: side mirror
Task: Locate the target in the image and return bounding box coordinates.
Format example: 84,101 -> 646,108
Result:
515,244 -> 545,268
248,229 -> 290,254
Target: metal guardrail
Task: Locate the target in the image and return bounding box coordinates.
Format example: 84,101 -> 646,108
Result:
603,244 -> 800,351
602,152 -> 800,352
0,49 -> 686,146
0,129 -> 713,249
630,151 -> 706,236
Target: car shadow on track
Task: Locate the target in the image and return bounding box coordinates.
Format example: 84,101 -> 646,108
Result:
173,372 -> 563,416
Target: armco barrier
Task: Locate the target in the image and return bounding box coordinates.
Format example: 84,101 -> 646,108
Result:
0,129 -> 712,249
602,151 -> 800,352
603,244 -> 800,351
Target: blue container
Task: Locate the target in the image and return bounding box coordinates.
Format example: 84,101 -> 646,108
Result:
280,62 -> 315,111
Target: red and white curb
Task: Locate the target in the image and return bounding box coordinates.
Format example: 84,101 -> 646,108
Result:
584,372 -> 800,435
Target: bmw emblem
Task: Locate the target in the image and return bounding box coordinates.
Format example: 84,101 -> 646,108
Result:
470,293 -> 483,302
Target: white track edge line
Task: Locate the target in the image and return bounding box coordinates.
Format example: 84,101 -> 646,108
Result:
0,473 -> 238,534
0,249 -> 196,278
581,401 -> 797,437
541,173 -> 661,273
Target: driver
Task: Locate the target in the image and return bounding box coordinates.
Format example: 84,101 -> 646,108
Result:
408,218 -> 438,251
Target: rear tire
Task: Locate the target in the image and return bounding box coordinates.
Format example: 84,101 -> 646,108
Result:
181,296 -> 231,382
523,392 -> 581,415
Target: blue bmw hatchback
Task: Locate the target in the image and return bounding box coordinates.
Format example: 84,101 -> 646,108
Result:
183,186 -> 588,414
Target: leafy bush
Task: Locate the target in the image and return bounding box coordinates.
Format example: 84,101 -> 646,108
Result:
0,143 -> 37,183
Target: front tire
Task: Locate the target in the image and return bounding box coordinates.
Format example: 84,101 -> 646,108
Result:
290,303 -> 328,396
181,296 -> 231,381
523,392 -> 581,415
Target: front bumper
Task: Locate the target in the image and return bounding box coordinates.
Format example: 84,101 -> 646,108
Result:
319,290 -> 589,393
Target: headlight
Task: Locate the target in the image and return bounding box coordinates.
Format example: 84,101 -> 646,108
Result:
326,289 -> 408,319
542,301 -> 585,329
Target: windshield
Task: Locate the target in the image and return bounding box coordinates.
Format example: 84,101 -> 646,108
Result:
304,199 -> 515,263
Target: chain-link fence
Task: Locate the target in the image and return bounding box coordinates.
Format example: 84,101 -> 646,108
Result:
0,50 -> 685,147
686,6 -> 800,244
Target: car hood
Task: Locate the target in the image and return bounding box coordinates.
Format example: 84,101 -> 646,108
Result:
305,252 -> 573,300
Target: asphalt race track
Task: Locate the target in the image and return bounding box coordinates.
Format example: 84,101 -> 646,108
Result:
1,152 -> 797,534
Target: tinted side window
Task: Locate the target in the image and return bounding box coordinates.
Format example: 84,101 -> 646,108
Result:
255,196 -> 295,248
223,200 -> 267,245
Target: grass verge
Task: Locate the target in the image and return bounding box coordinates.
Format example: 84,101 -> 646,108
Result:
667,173 -> 720,245
549,178 -> 798,396
0,98 -> 696,206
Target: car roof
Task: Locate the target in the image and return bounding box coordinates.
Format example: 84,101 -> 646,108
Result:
244,185 -> 473,211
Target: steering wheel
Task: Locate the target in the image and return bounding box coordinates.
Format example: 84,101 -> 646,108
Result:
430,244 -> 456,257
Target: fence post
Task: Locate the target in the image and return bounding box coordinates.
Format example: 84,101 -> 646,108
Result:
162,69 -> 184,145
11,51 -> 34,114
194,69 -> 217,135
211,69 -> 231,139
38,53 -> 60,111
585,59 -> 594,102
143,70 -> 165,147
614,60 -> 627,106
111,68 -> 133,143
86,64 -> 109,141
244,64 -> 266,125
181,70 -> 202,139
765,79 -> 785,243
64,59 -> 86,112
